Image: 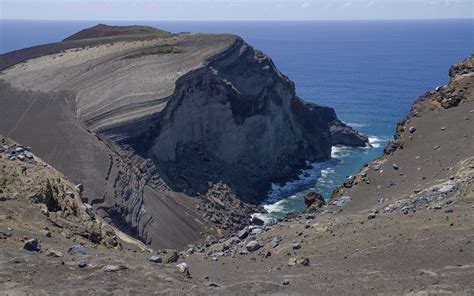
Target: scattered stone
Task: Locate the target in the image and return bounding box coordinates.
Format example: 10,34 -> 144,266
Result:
282,279 -> 290,286
67,245 -> 87,256
176,262 -> 189,274
163,250 -> 179,263
444,208 -> 454,213
78,260 -> 88,268
23,238 -> 40,252
304,191 -> 325,213
335,196 -> 352,207
246,240 -> 261,252
344,175 -> 355,188
392,164 -> 399,170
408,126 -> 416,133
75,183 -> 84,194
287,256 -> 309,266
440,127 -> 446,131
149,256 -> 162,264
237,227 -> 249,240
271,236 -> 283,248
186,247 -> 195,255
103,265 -> 127,272
259,250 -> 271,258
292,241 -> 301,250
47,250 -> 63,257
239,249 -> 248,256
433,145 -> 441,151
211,257 -> 218,261
251,216 -> 265,226
368,210 -> 377,220
82,203 -> 95,219
439,184 -> 455,193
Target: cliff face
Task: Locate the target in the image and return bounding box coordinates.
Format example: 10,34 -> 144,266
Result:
143,38 -> 336,200
0,24 -> 366,247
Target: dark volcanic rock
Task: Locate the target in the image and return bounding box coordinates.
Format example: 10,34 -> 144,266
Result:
146,38 -> 347,201
304,191 -> 325,213
23,238 -> 40,252
329,119 -> 369,147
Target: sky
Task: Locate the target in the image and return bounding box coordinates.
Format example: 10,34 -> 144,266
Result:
0,0 -> 472,21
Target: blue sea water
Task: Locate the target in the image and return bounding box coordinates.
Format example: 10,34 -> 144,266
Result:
1,19 -> 473,220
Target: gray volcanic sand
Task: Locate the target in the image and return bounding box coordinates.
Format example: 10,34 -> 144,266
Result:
0,34 -> 239,250
2,71 -> 473,294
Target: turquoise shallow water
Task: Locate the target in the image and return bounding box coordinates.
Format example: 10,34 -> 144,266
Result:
2,19 -> 473,219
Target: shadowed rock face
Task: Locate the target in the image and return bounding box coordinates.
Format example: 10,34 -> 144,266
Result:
142,38 -> 337,201
0,24 -> 366,247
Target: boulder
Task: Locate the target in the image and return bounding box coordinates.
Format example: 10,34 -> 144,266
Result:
149,256 -> 163,264
237,227 -> 249,240
287,256 -> 309,266
335,196 -> 352,207
176,262 -> 189,275
304,191 -> 325,213
163,250 -> 179,263
292,241 -> 301,250
67,245 -> 87,256
271,235 -> 283,248
251,216 -> 265,226
23,238 -> 40,252
246,240 -> 261,252
439,184 -> 455,193
368,211 -> 377,220
78,260 -> 88,268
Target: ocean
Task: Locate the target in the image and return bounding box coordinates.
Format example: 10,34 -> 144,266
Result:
1,19 -> 473,220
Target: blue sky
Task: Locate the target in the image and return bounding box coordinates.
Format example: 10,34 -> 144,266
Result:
0,0 -> 472,20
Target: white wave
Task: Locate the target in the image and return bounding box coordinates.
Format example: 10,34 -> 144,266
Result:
344,122 -> 366,128
263,159 -> 336,205
368,136 -> 387,148
331,146 -> 353,158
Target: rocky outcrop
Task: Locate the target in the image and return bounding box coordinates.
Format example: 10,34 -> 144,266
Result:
329,119 -> 369,147
0,136 -> 120,248
303,191 -> 325,213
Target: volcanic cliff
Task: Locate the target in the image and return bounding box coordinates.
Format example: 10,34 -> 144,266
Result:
0,24 -> 366,248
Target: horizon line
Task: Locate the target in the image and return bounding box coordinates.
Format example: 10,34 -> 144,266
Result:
1,17 -> 473,22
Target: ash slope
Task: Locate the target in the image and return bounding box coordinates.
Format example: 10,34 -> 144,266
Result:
1,56 -> 472,296
0,24 -> 364,249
